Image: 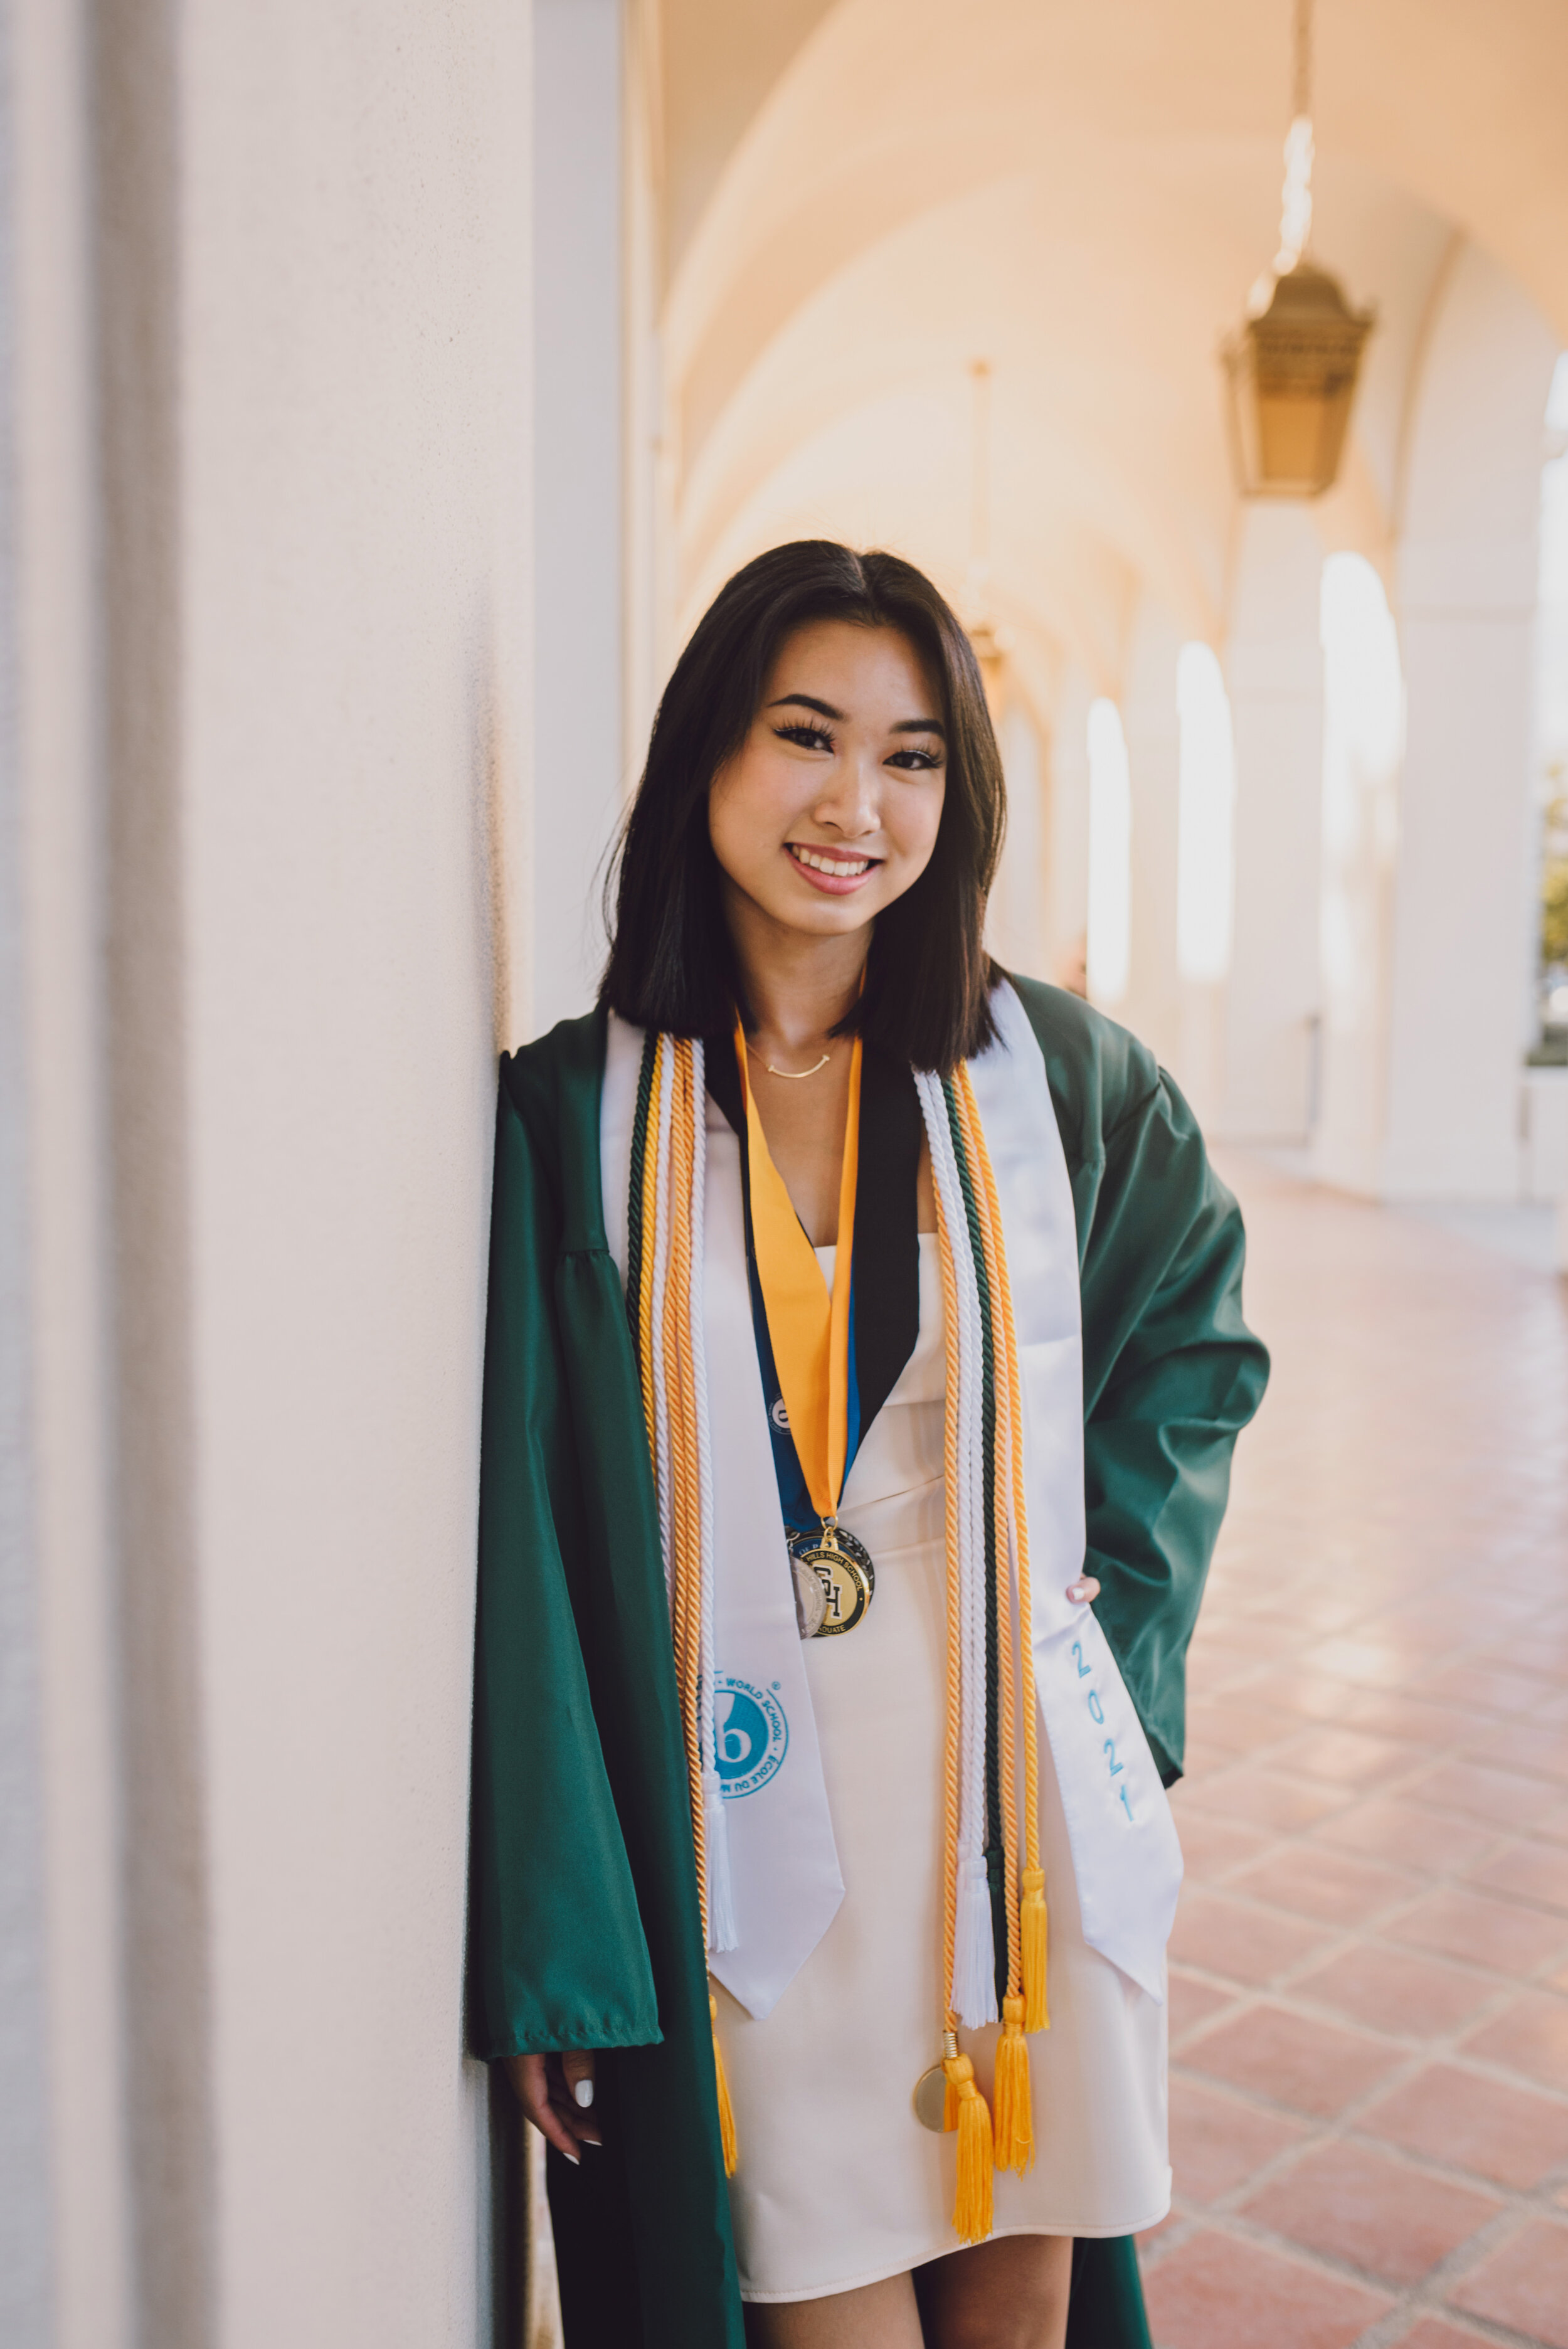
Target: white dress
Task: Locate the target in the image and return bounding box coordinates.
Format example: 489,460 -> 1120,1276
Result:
719,1236 -> 1172,2304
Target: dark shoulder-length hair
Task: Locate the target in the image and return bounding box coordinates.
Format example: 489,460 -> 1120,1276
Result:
600,541 -> 1005,1073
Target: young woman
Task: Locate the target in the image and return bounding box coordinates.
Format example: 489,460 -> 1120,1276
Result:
468,543 -> 1268,2349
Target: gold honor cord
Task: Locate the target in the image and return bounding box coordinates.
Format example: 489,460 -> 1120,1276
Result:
632,1026 -> 1046,2233
733,1022 -> 872,1633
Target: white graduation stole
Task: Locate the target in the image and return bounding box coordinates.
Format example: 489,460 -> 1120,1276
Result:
600,985 -> 1182,2018
972,984 -> 1182,2003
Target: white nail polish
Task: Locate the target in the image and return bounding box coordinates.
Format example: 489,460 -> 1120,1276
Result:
574,2079 -> 595,2109
563,2147 -> 580,2166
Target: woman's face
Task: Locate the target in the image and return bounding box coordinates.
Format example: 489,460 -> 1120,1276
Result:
708,620 -> 947,946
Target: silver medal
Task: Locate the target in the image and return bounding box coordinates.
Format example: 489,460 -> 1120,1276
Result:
792,1555 -> 828,1639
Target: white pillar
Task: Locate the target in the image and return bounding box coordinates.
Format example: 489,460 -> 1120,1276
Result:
1047,662 -> 1093,994
532,0 -> 626,1036
3,3 -> 137,2341
5,6 -> 535,2345
1313,556 -> 1404,1196
1221,504 -> 1325,1141
1384,245 -> 1559,1197
987,696 -> 1049,979
1120,602 -> 1183,1069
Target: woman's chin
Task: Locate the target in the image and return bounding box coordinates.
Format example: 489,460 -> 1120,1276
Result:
724,868 -> 883,941
768,889 -> 882,940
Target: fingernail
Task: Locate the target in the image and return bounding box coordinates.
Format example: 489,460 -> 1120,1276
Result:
574,2079 -> 595,2109
562,2147 -> 580,2166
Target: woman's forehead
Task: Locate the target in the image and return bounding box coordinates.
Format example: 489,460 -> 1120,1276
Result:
761,620 -> 938,712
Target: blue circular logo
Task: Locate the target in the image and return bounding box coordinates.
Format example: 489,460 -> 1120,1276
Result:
714,1675 -> 788,1799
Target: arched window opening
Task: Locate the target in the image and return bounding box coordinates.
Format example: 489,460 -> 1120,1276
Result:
1086,697 -> 1131,1006
1175,644 -> 1236,985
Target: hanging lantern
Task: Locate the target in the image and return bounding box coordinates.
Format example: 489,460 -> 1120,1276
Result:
1222,0 -> 1374,499
1224,263 -> 1374,498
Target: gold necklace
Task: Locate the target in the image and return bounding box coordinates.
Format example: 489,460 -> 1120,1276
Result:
748,1042 -> 831,1081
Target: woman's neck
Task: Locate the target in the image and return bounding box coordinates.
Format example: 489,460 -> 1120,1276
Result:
725,891 -> 869,1054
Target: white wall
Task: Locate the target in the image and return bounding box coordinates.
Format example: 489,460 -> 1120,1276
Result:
532,0 -> 627,1037
6,4 -> 135,2342
4,3 -> 534,2343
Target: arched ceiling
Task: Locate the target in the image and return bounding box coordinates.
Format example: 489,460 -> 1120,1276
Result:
657,0 -> 1568,682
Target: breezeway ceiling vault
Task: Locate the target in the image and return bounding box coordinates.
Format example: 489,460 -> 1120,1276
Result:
654,0 -> 1568,681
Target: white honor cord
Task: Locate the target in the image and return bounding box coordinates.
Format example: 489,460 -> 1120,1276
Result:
690,1042 -> 738,1953
650,1034 -> 677,1599
915,1072 -> 999,2028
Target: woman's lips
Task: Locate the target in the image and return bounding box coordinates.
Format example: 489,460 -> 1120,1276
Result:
785,842 -> 881,896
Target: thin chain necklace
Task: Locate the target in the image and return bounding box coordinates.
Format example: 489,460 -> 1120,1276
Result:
747,1042 -> 830,1081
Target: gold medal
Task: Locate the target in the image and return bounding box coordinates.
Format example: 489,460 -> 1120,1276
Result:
787,1522 -> 874,1637
913,2031 -> 960,2131
913,2064 -> 949,2133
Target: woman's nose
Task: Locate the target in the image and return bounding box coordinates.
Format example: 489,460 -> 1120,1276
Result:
813,750 -> 881,837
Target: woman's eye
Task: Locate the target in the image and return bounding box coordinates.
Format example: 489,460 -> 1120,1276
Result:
773,723 -> 834,752
887,746 -> 943,771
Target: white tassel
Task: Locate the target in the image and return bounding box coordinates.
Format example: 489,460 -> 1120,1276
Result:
953,1849 -> 999,2027
703,1769 -> 738,1953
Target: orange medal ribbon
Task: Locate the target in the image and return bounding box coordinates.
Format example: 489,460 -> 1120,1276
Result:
733,1021 -> 862,1528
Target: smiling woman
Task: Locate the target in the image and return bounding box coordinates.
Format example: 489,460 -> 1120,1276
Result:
601,544 -> 1004,1075
468,542 -> 1268,2349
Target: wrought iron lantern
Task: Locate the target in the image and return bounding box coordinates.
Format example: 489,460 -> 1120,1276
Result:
1223,0 -> 1374,499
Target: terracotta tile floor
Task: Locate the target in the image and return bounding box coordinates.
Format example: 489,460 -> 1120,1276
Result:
1141,1153 -> 1568,2349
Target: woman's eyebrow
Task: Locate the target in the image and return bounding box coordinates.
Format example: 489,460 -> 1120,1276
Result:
766,692 -> 945,740
767,692 -> 843,720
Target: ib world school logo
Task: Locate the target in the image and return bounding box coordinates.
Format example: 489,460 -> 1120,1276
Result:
714,1675 -> 788,1800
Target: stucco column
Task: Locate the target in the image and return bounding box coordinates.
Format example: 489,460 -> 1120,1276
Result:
987,696 -> 1049,979
1384,247 -> 1559,1197
1221,504 -> 1325,1141
1120,601 -> 1183,1071
1046,662 -> 1093,993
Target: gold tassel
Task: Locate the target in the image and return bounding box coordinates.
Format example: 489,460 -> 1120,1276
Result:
992,1995 -> 1034,2177
943,2050 -> 994,2244
709,1993 -> 738,2177
1021,1868 -> 1049,2034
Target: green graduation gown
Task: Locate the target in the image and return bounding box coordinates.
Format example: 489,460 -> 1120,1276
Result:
467,977 -> 1269,2347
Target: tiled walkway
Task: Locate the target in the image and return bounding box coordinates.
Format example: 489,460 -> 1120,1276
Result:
1141,1155 -> 1568,2349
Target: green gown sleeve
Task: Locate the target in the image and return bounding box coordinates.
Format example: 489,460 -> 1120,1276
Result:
467,1070 -> 661,2057
1011,975 -> 1269,1783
